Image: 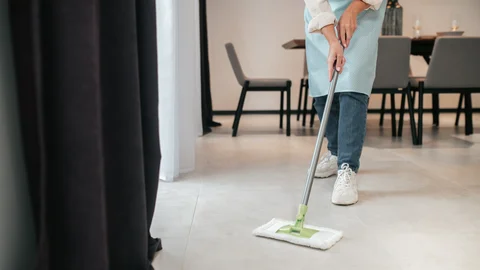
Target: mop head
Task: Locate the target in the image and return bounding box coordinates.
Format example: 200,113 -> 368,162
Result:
252,218 -> 343,250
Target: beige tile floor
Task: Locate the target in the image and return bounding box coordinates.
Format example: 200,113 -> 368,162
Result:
152,113 -> 480,270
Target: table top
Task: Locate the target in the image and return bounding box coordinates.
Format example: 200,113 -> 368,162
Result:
282,36 -> 436,50
282,39 -> 305,50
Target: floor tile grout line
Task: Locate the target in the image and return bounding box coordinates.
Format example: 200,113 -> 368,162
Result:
181,193 -> 200,270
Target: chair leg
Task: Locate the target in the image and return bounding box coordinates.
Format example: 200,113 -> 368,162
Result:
418,84 -> 424,145
455,93 -> 464,127
297,79 -> 304,121
379,93 -> 386,126
232,84 -> 248,137
286,84 -> 292,136
302,82 -> 309,127
390,93 -> 397,137
432,93 -> 440,126
465,93 -> 473,135
407,85 -> 418,145
310,99 -> 316,128
398,92 -> 406,137
280,90 -> 284,129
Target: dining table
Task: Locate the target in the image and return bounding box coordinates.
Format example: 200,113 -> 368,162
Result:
282,36 -> 443,125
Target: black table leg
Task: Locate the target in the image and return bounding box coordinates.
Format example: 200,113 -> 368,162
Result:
297,79 -> 304,121
418,84 -> 424,145
422,55 -> 430,64
406,86 -> 418,145
455,93 -> 464,127
310,99 -> 316,128
379,93 -> 386,127
302,84 -> 309,127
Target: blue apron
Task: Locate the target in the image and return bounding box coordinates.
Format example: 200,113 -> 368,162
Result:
305,0 -> 387,97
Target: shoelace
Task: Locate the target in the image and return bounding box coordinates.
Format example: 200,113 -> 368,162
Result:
336,164 -> 353,189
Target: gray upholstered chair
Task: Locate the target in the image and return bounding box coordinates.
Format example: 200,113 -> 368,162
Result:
225,43 -> 292,137
407,37 -> 480,145
372,36 -> 412,137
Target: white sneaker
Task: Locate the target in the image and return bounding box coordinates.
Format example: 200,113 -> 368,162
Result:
331,164 -> 358,205
315,151 -> 338,178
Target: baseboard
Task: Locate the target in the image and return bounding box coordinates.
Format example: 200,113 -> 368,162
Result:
213,108 -> 480,116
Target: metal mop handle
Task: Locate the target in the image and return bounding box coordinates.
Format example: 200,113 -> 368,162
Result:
301,69 -> 339,205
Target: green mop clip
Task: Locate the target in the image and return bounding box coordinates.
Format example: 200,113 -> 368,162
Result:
277,204 -> 318,238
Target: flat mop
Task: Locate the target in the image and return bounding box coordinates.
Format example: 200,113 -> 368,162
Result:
253,68 -> 343,250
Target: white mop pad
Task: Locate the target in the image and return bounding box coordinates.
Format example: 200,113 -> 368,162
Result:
252,218 -> 343,250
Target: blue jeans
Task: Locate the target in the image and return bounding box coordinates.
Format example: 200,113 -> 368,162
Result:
313,92 -> 369,173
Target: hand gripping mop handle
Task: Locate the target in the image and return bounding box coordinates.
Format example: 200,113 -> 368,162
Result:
301,69 -> 339,206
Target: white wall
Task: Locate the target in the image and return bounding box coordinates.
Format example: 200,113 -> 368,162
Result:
207,0 -> 480,111
0,1 -> 36,269
157,0 -> 202,181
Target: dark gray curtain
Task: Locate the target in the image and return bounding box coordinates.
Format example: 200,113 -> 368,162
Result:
199,0 -> 220,134
8,0 -> 161,269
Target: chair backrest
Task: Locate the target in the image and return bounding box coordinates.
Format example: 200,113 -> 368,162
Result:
373,36 -> 411,89
425,37 -> 480,88
225,43 -> 246,86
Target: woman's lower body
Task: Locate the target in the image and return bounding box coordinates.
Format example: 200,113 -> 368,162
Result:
314,92 -> 369,173
313,92 -> 369,205
303,1 -> 387,206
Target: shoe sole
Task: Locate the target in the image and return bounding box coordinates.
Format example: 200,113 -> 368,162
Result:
331,194 -> 359,205
314,169 -> 337,178
331,199 -> 358,206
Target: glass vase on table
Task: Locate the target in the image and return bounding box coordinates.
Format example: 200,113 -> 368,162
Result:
412,17 -> 421,39
451,18 -> 459,31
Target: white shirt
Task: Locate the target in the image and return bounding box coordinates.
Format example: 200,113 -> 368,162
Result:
304,0 -> 384,33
